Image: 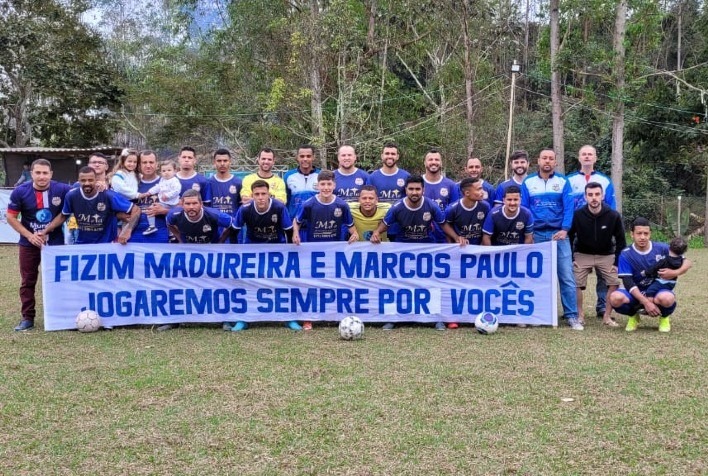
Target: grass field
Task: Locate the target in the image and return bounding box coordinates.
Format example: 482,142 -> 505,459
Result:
0,245 -> 706,475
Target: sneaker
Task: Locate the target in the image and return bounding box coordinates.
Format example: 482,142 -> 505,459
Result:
447,322 -> 459,329
517,323 -> 528,328
434,321 -> 446,331
231,321 -> 248,332
223,322 -> 235,331
567,318 -> 584,331
382,323 -> 395,330
156,323 -> 179,332
286,320 -> 302,331
658,317 -> 671,333
303,321 -> 313,331
637,308 -> 648,316
143,226 -> 158,236
625,315 -> 640,332
103,325 -> 114,331
14,319 -> 34,331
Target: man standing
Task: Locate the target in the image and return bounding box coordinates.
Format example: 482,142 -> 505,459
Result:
349,185 -> 391,242
463,155 -> 495,208
240,147 -> 287,205
371,175 -> 463,331
7,159 -> 71,331
482,185 -> 533,246
176,146 -> 211,203
166,189 -> 232,244
208,148 -> 242,242
129,150 -> 171,243
568,182 -> 626,327
610,217 -> 691,333
284,144 -> 320,219
422,148 -> 460,242
334,145 -> 369,201
567,144 -> 617,319
521,148 -> 583,330
494,150 -> 529,205
368,143 -> 410,204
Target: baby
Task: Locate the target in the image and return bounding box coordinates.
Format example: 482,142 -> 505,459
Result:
143,160 -> 182,235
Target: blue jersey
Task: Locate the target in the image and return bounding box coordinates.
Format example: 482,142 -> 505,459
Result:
567,170 -> 616,210
520,172 -> 574,232
425,176 -> 460,243
284,168 -> 320,218
166,206 -> 232,244
8,181 -> 71,246
295,196 -> 354,242
62,189 -> 134,244
618,241 -> 670,292
177,172 -> 211,204
445,200 -> 490,245
334,168 -> 369,201
482,205 -> 534,245
493,178 -> 524,205
368,168 -> 410,204
383,197 -> 445,243
129,177 -> 169,243
209,175 -> 242,215
232,199 -> 293,244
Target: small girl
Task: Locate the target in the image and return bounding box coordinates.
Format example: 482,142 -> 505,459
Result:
143,160 -> 182,235
110,149 -> 141,201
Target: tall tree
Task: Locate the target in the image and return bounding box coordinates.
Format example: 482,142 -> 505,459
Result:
611,0 -> 627,213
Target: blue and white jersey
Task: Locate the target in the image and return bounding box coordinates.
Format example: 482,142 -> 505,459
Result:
284,168 -> 320,219
334,168 -> 369,201
8,181 -> 71,246
383,197 -> 445,243
425,176 -> 460,243
295,196 -> 353,242
482,205 -> 534,246
129,177 -> 169,244
520,172 -> 574,232
618,241 -> 670,292
445,200 -> 490,245
62,189 -> 134,244
209,175 -> 242,216
177,172 -> 211,204
493,178 -> 524,205
232,199 -> 293,244
166,206 -> 232,244
368,168 -> 410,204
566,170 -> 616,210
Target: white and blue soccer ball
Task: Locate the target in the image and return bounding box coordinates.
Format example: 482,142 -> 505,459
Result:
475,312 -> 499,335
75,310 -> 102,333
339,316 -> 364,340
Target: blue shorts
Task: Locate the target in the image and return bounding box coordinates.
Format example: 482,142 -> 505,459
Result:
612,288 -> 676,317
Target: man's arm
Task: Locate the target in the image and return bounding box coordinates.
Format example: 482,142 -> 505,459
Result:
291,221 -> 301,245
41,213 -> 69,238
370,221 -> 388,244
116,206 -> 141,244
658,259 -> 692,280
481,234 -> 492,246
524,233 -> 534,244
441,222 -> 466,246
7,213 -> 45,248
167,225 -> 183,243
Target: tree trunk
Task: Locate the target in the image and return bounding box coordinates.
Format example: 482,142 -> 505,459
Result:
611,0 -> 627,214
309,0 -> 327,168
460,0 -> 475,156
550,0 -> 564,173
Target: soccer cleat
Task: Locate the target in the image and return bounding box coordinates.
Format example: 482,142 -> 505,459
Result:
286,321 -> 302,331
382,323 -> 395,330
222,322 -> 235,331
142,226 -> 158,236
434,321 -> 446,331
302,321 -> 313,331
447,322 -> 459,329
14,319 -> 34,331
658,317 -> 671,333
567,318 -> 584,331
156,323 -> 179,332
231,321 -> 248,332
625,315 -> 640,332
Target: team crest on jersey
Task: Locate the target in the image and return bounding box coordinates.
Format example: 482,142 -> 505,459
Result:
97,202 -> 106,212
333,208 -> 342,217
423,212 -> 431,222
515,221 -> 525,230
440,188 -> 449,197
271,214 -> 278,223
397,178 -> 405,187
203,224 -> 212,232
229,185 -> 237,194
52,197 -> 61,206
355,178 -> 364,185
552,183 -> 560,191
477,212 -> 485,220
192,184 -> 201,191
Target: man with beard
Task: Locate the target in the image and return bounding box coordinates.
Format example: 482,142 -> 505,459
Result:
284,144 -> 320,219
368,143 -> 410,204
462,155 -> 495,208
422,148 -> 459,244
240,148 -> 287,205
334,145 -> 369,202
129,150 -> 171,244
494,150 -> 529,205
208,148 -> 242,243
166,189 -> 233,244
447,178 -> 490,246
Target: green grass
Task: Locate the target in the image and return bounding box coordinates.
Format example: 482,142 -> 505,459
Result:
0,245 -> 706,475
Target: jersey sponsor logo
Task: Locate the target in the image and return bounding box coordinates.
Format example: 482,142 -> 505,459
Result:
52,197 -> 61,206
97,202 -> 106,212
379,190 -> 402,200
36,208 -> 52,223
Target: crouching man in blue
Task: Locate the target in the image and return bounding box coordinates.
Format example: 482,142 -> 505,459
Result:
609,217 -> 691,333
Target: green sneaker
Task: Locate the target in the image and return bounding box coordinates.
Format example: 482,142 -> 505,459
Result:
625,315 -> 640,332
658,317 -> 671,333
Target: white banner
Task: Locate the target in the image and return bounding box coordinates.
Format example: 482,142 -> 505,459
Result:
41,241 -> 558,331
0,189 -> 21,243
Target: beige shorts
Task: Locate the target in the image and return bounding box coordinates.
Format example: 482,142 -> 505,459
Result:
573,253 -> 621,289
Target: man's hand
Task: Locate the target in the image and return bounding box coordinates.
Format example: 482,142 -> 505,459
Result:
552,230 -> 568,241
370,231 -> 381,244
28,232 -> 46,248
642,300 -> 661,317
347,232 -> 359,244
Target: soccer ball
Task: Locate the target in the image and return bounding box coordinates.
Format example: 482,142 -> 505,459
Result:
339,316 -> 364,340
75,310 -> 102,333
475,312 -> 499,335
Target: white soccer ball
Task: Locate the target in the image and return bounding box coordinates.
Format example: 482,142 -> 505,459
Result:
475,312 -> 499,335
75,310 -> 102,333
339,316 -> 364,340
